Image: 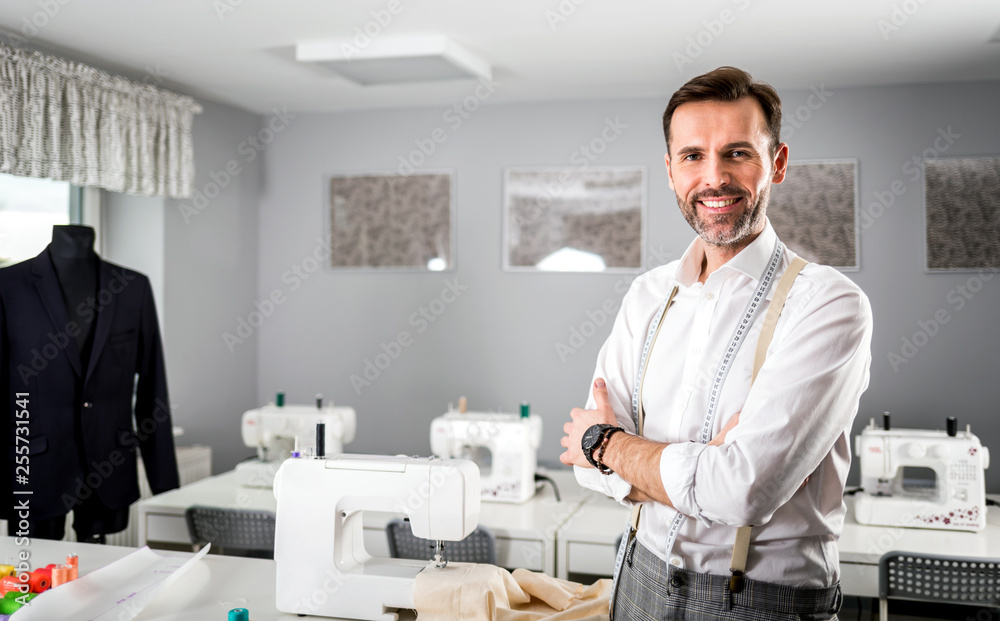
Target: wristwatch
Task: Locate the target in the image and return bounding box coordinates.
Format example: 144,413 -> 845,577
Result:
581,424 -> 617,469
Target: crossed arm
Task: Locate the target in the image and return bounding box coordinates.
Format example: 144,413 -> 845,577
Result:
558,378 -> 739,507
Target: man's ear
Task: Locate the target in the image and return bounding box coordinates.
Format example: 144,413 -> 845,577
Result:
664,152 -> 675,191
771,143 -> 789,184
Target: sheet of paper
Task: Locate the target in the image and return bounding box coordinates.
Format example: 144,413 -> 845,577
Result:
14,544 -> 211,621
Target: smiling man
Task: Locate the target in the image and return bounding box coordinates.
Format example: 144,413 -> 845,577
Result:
560,67 -> 873,620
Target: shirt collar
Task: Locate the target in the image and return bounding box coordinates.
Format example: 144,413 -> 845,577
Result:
673,219 -> 778,287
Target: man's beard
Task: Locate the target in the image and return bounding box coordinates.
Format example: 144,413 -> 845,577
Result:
678,183 -> 770,248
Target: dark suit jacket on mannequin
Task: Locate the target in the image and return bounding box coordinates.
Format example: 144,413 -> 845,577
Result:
1,227 -> 179,527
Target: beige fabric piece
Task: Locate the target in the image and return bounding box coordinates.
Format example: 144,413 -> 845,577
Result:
415,563 -> 612,621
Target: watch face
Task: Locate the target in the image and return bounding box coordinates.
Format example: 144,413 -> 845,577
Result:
583,424 -> 608,450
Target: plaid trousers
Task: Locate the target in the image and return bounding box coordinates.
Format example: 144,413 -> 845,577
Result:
612,538 -> 842,621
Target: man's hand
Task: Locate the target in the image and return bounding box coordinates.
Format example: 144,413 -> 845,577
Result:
708,412 -> 740,446
559,378 -> 619,468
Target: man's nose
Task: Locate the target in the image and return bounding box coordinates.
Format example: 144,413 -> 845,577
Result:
703,157 -> 731,188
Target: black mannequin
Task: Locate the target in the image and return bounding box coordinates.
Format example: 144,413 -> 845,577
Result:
0,224 -> 182,544
49,225 -> 98,367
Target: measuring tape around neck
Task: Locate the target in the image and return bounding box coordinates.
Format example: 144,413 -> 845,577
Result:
611,240 -> 785,599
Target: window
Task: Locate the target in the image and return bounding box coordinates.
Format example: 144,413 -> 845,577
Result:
0,173 -> 93,268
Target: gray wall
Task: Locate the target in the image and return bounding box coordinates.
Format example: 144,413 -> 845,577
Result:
159,99 -> 262,474
254,79 -> 1000,489
103,193 -> 165,327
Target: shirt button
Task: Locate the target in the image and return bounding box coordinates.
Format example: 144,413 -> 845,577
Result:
705,292 -> 715,300
669,557 -> 682,567
691,347 -> 701,356
82,402 -> 93,409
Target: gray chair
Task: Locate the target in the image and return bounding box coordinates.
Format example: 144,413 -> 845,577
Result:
185,505 -> 276,559
879,550 -> 1000,620
385,518 -> 497,565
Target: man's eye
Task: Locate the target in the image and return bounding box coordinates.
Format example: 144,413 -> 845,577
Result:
683,154 -> 700,161
731,151 -> 748,158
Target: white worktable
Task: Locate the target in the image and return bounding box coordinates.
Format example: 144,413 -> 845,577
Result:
555,492 -> 630,580
0,536 -> 366,621
137,466 -> 593,577
555,494 -> 1000,597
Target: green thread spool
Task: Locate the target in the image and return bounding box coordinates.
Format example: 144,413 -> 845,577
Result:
520,402 -> 530,419
276,392 -> 285,407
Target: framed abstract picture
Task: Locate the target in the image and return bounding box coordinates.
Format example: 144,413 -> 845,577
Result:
503,167 -> 646,273
327,171 -> 454,271
767,160 -> 859,270
925,156 -> 1000,271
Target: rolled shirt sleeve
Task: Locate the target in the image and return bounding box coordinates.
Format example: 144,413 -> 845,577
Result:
657,276 -> 872,527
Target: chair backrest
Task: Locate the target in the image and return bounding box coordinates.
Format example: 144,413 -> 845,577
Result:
385,518 -> 497,565
185,505 -> 276,557
879,551 -> 1000,607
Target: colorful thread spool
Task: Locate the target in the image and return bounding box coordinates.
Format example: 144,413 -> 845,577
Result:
228,608 -> 250,621
27,569 -> 49,593
66,555 -> 79,581
51,566 -> 71,587
0,576 -> 23,595
0,566 -> 14,578
0,592 -> 36,616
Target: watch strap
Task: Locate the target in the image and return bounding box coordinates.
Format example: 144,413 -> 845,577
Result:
595,427 -> 625,474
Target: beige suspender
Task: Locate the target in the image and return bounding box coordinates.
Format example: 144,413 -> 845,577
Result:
729,255 -> 807,589
628,256 -> 808,590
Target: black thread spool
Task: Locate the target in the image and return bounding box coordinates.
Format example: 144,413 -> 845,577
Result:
316,422 -> 326,459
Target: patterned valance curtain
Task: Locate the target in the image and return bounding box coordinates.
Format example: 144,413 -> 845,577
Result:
0,42 -> 202,198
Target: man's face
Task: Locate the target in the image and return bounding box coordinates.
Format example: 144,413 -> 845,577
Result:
665,97 -> 788,248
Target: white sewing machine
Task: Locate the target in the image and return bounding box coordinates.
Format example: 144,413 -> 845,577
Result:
430,400 -> 543,503
854,414 -> 990,532
273,453 -> 480,620
235,397 -> 356,488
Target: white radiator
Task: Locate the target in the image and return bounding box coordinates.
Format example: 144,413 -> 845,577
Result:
1,445 -> 212,545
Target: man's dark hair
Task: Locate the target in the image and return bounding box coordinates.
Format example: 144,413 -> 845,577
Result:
662,66 -> 782,155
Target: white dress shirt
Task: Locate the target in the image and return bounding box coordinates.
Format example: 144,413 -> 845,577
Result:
575,220 -> 873,587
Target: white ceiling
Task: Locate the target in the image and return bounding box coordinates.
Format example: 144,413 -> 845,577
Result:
1,1 -> 998,114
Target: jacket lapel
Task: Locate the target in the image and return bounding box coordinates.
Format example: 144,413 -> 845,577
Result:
31,247 -> 83,377
85,259 -> 116,385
